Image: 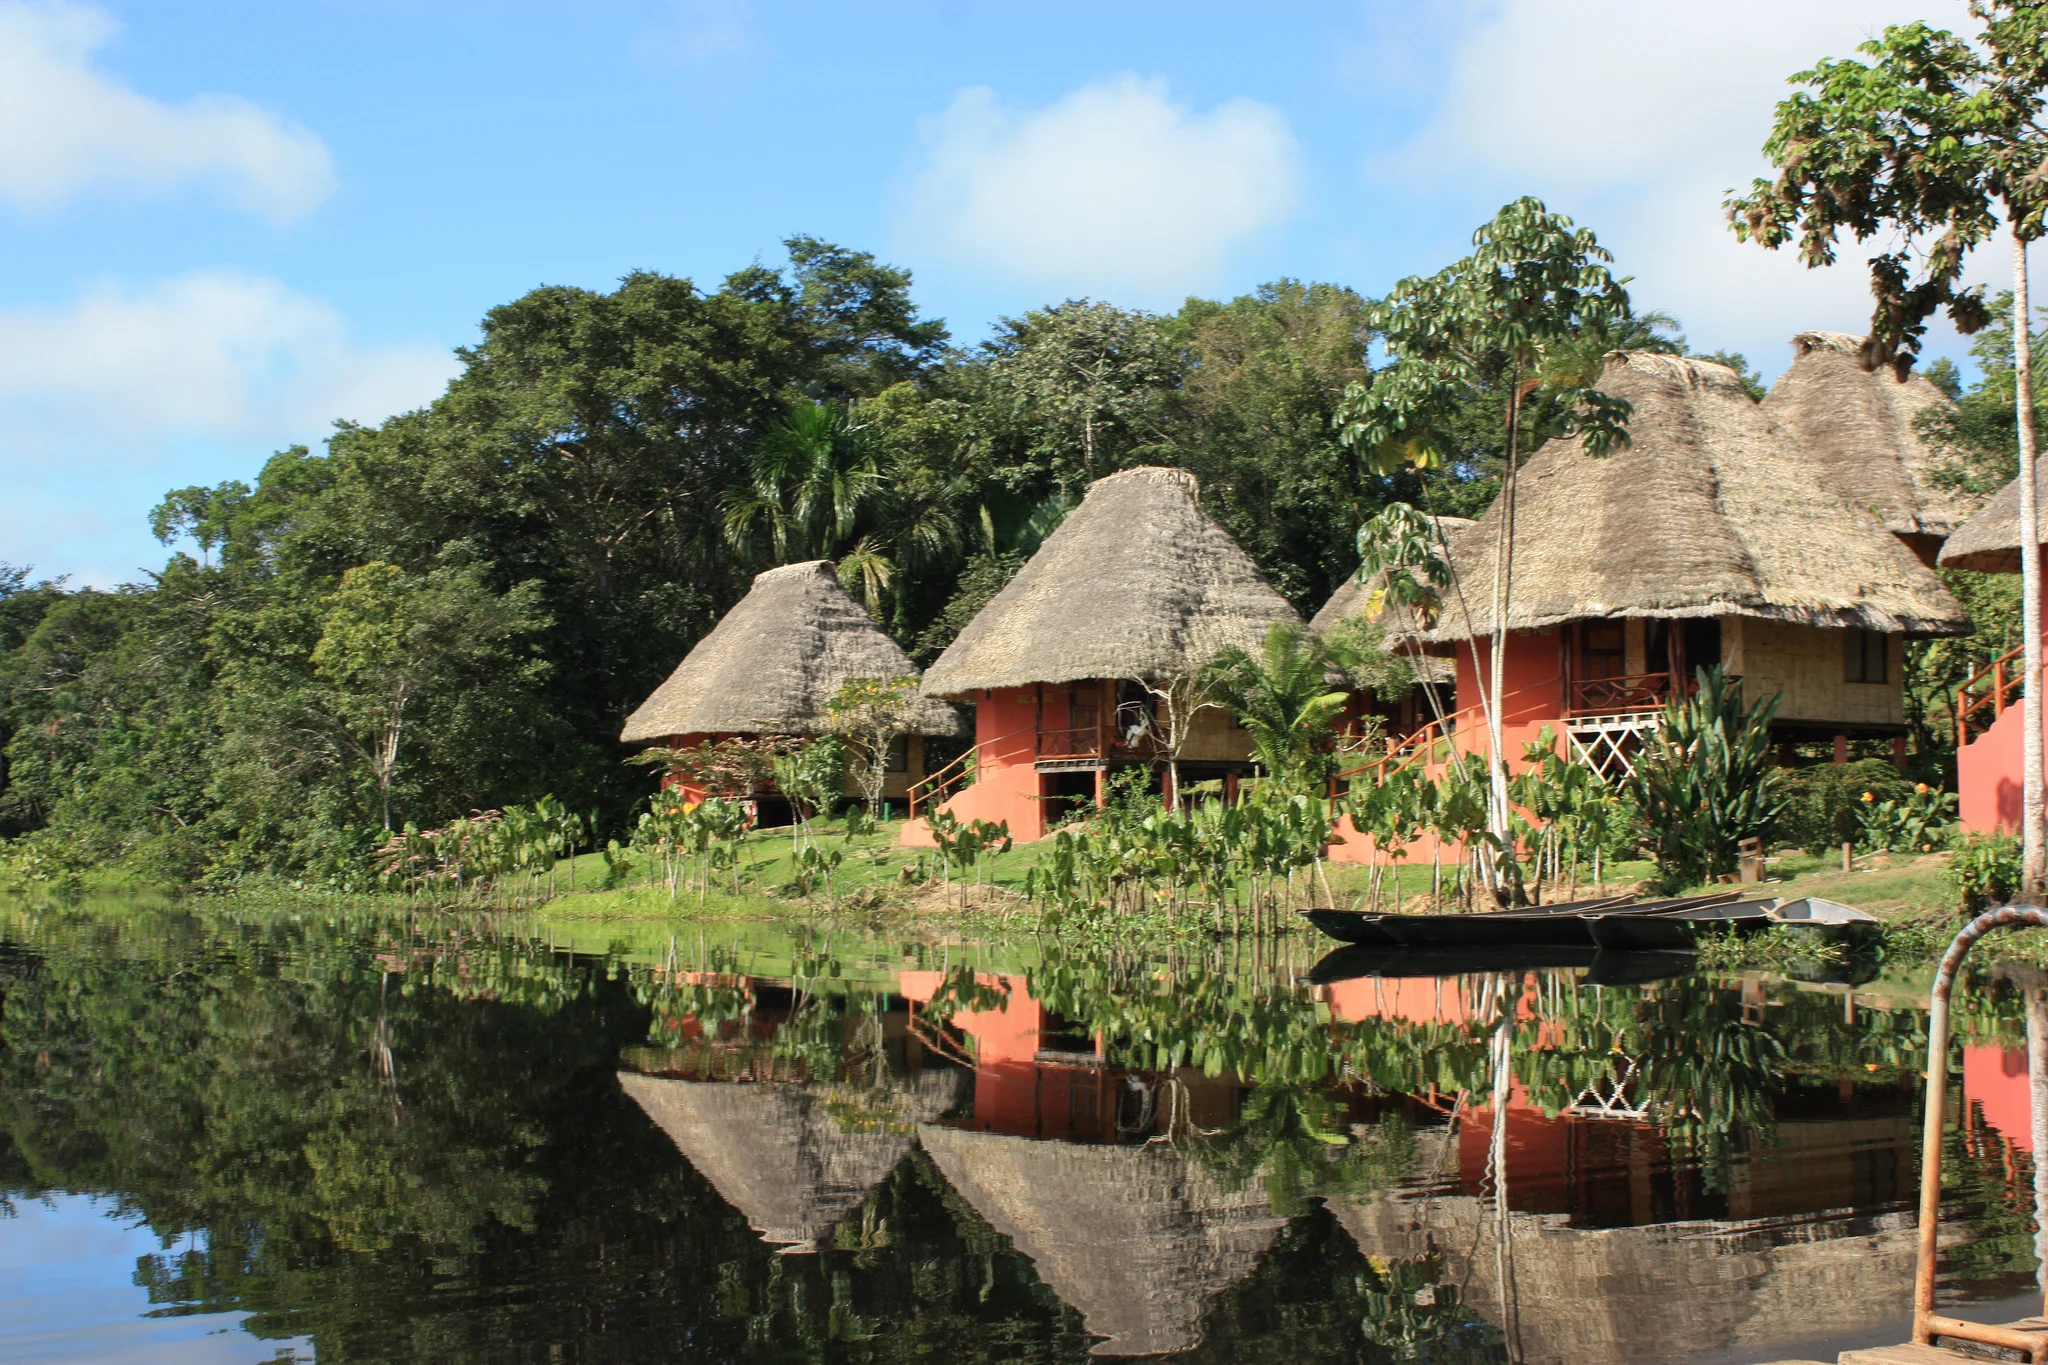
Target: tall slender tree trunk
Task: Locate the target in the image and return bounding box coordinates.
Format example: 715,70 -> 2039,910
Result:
1485,380 -> 1522,902
2028,987 -> 2048,1318
2019,233 -> 2046,898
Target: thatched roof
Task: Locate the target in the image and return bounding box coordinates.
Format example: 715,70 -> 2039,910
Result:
1335,1180 -> 1919,1362
1422,353 -> 1969,641
917,1124 -> 1287,1356
1310,516 -> 1475,686
1761,331 -> 1964,544
921,467 -> 1302,698
620,560 -> 965,744
1938,468 -> 2046,573
619,1073 -> 913,1253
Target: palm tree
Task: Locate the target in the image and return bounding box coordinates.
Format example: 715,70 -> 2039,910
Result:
723,401 -> 888,564
724,400 -> 965,617
1203,624 -> 1350,793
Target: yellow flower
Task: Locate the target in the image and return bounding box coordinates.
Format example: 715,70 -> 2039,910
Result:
1861,791 -> 1875,803
1915,783 -> 1929,794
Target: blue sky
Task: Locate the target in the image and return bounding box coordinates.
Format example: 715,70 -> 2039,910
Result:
0,0 -> 1987,584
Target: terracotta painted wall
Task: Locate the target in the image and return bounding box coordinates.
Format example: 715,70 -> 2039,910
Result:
1960,699 -> 2028,834
1327,632 -> 1564,867
1963,1044 -> 2034,1152
1453,630 -> 1568,759
903,687 -> 1052,846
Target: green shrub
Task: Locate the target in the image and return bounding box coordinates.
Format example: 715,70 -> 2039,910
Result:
1858,783 -> 1959,853
1778,759 -> 1916,854
1630,667 -> 1786,893
1950,832 -> 2022,913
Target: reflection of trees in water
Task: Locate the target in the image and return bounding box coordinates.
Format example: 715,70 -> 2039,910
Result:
12,903 -> 2048,1361
0,907 -> 1112,1364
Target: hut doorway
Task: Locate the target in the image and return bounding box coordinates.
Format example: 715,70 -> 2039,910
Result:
1041,771 -> 1098,825
1679,620 -> 1722,684
1578,623 -> 1626,681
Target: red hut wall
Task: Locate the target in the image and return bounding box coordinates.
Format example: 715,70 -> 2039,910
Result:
1451,631 -> 1568,759
1326,631 -> 1566,867
1956,599 -> 2048,835
903,687 -> 1051,846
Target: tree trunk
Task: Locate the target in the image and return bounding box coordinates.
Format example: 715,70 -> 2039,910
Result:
2017,231 -> 2045,897
2028,987 -> 2048,1318
1485,379 -> 1522,903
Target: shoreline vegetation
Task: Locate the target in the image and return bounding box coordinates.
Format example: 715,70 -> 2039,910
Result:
0,811 -> 2024,973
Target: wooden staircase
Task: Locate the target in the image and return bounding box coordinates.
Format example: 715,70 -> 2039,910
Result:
1958,644 -> 2025,745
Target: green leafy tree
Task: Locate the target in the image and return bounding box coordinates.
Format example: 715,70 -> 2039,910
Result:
1630,667 -> 1787,891
826,675 -> 928,815
987,299 -> 1184,484
309,562 -> 550,830
1203,624 -> 1350,794
1335,197 -> 1633,896
1728,4 -> 2048,891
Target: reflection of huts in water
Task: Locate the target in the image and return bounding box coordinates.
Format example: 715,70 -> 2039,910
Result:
1412,352 -> 1967,784
618,1071 -> 963,1253
1761,330 -> 1964,565
1334,1116 -> 1928,1365
917,1124 -> 1287,1356
908,467 -> 1300,843
619,560 -> 965,812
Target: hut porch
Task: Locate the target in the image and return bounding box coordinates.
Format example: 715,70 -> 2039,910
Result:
904,680 -> 1261,845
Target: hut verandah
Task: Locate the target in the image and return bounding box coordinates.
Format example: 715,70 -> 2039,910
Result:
619,559 -> 965,818
1760,330 -> 1965,566
907,466 -> 1300,846
1412,351 -> 1968,786
1939,469 -> 2046,832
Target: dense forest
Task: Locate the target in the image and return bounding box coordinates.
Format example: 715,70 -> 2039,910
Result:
0,236 -> 2028,889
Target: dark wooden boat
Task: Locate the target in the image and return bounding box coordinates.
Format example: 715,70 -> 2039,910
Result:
1584,896 -> 1879,952
1300,891 -> 1746,950
1305,944 -> 1696,985
1306,944 -> 1600,981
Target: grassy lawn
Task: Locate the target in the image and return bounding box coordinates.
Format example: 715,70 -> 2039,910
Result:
534,811 -> 1970,933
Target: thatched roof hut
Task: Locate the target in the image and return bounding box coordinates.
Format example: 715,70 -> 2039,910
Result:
917,1124 -> 1287,1356
921,467 -> 1301,699
1335,1184 -> 1919,1362
619,1073 -> 915,1253
1938,469 -> 2046,573
621,560 -> 965,744
1421,353 -> 1969,642
1309,516 -> 1475,686
1761,331 -> 1964,550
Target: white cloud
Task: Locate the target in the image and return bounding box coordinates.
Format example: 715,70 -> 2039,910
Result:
0,0 -> 334,221
638,0 -> 753,67
0,271 -> 456,584
899,75 -> 1301,300
1388,0 -> 1983,377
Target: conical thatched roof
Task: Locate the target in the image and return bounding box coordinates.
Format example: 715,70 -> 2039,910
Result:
1422,353 -> 1969,641
620,560 -> 965,743
1335,1185 -> 1919,1363
917,1124 -> 1287,1356
1761,331 -> 1964,544
619,1073 -> 913,1253
921,467 -> 1301,699
1310,517 -> 1474,686
1938,468 -> 2046,573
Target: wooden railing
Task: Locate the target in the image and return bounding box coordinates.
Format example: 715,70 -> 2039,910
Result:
1035,724 -> 1166,763
1331,675 -> 1609,789
905,723 -> 1034,818
1568,672 -> 1673,715
1957,643 -> 2024,745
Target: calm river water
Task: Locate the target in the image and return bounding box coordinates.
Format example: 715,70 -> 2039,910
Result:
2,900 -> 2045,1364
